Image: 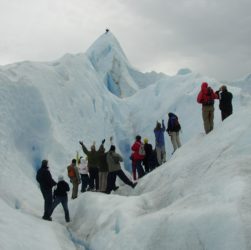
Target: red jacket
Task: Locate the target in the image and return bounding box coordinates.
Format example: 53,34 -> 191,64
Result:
197,82 -> 218,105
131,141 -> 145,160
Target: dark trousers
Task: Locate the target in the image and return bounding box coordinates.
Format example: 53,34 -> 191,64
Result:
80,174 -> 89,192
89,167 -> 99,190
106,170 -> 133,194
135,160 -> 145,178
221,110 -> 232,121
40,187 -> 53,219
50,196 -> 70,222
143,158 -> 150,173
132,161 -> 137,180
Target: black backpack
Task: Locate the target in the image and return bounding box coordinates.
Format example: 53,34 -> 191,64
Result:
171,116 -> 181,132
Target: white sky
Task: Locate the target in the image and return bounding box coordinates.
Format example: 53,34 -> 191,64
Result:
0,0 -> 251,80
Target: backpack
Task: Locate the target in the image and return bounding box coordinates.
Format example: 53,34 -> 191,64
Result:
138,143 -> 146,156
203,87 -> 215,105
172,116 -> 181,132
67,165 -> 76,178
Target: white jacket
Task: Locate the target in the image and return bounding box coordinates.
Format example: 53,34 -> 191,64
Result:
78,158 -> 89,175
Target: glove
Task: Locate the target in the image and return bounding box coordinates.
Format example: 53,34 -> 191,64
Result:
79,141 -> 83,146
102,139 -> 105,144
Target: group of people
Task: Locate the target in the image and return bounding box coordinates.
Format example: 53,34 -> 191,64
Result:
130,112 -> 182,180
36,139 -> 138,221
36,81 -> 233,222
197,82 -> 233,134
77,139 -> 137,194
36,159 -> 70,222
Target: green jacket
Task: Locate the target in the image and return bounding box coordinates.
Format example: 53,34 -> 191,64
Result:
81,144 -> 99,169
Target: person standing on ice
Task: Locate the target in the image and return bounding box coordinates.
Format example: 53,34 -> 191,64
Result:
79,141 -> 100,191
98,139 -> 109,192
106,145 -> 136,194
36,159 -> 57,221
131,135 -> 145,178
49,175 -> 70,223
154,120 -> 166,165
142,138 -> 154,173
215,85 -> 233,121
197,82 -> 218,134
78,157 -> 89,193
130,152 -> 137,181
166,113 -> 182,154
67,159 -> 81,199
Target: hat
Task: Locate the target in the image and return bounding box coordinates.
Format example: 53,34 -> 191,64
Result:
110,145 -> 116,151
58,175 -> 64,181
143,138 -> 148,143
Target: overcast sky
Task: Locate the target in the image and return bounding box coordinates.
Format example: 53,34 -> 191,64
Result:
0,0 -> 250,80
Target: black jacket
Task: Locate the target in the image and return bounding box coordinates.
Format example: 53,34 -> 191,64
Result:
36,166 -> 57,190
167,113 -> 181,133
54,181 -> 70,197
216,90 -> 233,112
98,152 -> 108,172
144,143 -> 153,159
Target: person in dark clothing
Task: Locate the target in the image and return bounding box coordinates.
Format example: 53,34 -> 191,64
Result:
79,141 -> 100,191
106,145 -> 136,194
49,175 -> 70,222
216,85 -> 233,121
98,140 -> 109,192
130,153 -> 137,181
36,159 -> 57,221
167,113 -> 182,154
143,138 -> 155,173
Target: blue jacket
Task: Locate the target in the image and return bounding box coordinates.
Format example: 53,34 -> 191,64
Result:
154,121 -> 166,146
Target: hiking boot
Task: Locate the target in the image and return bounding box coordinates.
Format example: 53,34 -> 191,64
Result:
132,182 -> 137,188
42,216 -> 52,221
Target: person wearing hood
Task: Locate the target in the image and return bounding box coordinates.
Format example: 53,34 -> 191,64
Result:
106,145 -> 136,194
197,82 -> 218,134
78,157 -> 89,192
215,85 -> 233,121
79,141 -> 100,191
167,113 -> 182,154
131,135 -> 145,179
36,159 -> 57,221
49,175 -> 70,223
